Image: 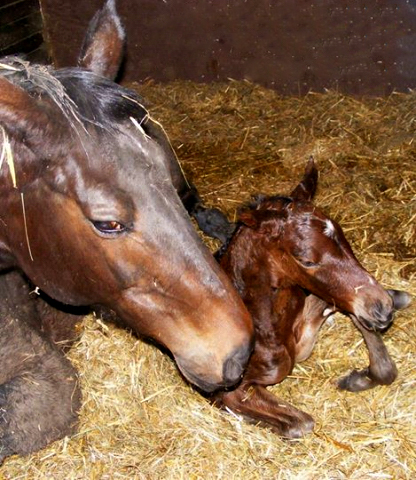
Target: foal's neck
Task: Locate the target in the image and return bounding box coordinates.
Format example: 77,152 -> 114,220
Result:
220,224 -> 306,355
220,226 -> 274,299
221,222 -> 307,305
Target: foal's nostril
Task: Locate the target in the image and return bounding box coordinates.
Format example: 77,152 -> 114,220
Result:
222,342 -> 252,386
373,300 -> 393,328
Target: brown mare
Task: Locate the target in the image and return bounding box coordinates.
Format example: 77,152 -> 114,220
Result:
0,0 -> 253,462
214,159 -> 411,438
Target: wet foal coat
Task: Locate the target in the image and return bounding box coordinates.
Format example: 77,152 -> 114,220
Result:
214,160 -> 410,438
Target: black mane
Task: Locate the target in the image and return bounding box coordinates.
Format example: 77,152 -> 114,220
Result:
55,68 -> 148,129
0,57 -> 148,132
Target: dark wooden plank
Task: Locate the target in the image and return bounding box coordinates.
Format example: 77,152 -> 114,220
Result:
0,1 -> 48,60
40,0 -> 416,94
0,0 -> 41,25
0,12 -> 43,51
0,31 -> 43,56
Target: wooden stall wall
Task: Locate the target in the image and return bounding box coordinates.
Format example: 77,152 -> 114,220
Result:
0,0 -> 47,61
37,0 -> 416,94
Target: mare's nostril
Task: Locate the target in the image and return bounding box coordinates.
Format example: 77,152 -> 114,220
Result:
222,341 -> 252,386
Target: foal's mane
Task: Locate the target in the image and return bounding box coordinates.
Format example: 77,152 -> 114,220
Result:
0,57 -> 148,134
243,194 -> 293,212
215,195 -> 294,260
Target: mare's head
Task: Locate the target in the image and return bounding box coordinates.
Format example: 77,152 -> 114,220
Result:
0,0 -> 253,392
236,158 -> 409,331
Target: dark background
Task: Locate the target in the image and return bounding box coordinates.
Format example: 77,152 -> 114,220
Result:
0,0 -> 46,61
2,0 -> 416,95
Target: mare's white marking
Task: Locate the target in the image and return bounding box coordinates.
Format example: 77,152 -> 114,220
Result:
368,276 -> 376,285
323,219 -> 336,238
354,285 -> 364,294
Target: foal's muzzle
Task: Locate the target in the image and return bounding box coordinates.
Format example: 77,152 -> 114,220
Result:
358,300 -> 394,331
357,289 -> 412,332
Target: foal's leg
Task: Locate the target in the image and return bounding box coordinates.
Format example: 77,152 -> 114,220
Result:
293,294 -> 334,363
338,289 -> 411,392
180,183 -> 235,244
294,302 -> 397,392
337,315 -> 397,392
214,384 -> 315,439
213,290 -> 315,439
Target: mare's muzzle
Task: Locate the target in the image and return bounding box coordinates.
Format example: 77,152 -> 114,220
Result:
175,339 -> 253,393
222,340 -> 253,386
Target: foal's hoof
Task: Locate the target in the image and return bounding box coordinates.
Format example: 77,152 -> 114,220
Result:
273,409 -> 315,439
337,368 -> 374,392
281,414 -> 315,439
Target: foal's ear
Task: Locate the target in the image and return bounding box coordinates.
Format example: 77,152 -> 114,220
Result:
78,0 -> 125,80
290,157 -> 318,201
238,209 -> 258,229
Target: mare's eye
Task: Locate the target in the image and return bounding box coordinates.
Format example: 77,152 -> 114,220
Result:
92,220 -> 126,235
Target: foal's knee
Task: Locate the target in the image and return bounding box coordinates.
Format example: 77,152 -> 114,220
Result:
371,360 -> 398,386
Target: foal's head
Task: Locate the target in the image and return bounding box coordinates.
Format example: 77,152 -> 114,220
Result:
236,159 -> 403,331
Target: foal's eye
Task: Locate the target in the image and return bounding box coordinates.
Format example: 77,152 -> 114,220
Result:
294,257 -> 318,268
300,260 -> 318,268
92,220 -> 127,235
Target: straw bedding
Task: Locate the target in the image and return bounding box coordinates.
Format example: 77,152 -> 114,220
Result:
1,81 -> 415,479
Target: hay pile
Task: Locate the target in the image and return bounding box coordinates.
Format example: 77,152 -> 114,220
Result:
2,82 -> 415,479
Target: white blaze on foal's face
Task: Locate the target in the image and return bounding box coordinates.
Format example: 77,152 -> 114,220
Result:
323,219 -> 336,239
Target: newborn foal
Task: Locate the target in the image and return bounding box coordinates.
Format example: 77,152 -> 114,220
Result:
214,159 -> 410,438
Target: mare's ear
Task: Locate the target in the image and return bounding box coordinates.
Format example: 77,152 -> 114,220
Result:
0,78 -> 50,140
290,157 -> 318,201
0,78 -> 64,160
78,0 -> 125,80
